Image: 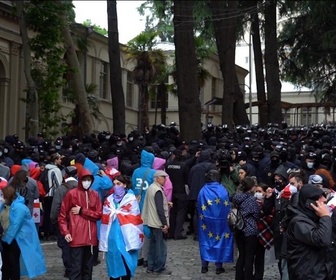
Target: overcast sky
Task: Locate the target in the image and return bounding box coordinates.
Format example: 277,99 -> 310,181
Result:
73,1 -> 146,44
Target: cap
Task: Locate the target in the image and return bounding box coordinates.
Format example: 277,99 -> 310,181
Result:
308,174 -> 323,185
270,151 -> 280,158
75,153 -> 86,165
154,170 -> 168,177
237,151 -> 247,161
64,166 -> 77,177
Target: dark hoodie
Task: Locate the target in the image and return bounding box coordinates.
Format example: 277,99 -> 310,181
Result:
188,149 -> 216,200
285,184 -> 333,280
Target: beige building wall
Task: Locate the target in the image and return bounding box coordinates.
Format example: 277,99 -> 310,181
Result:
0,1 -> 248,141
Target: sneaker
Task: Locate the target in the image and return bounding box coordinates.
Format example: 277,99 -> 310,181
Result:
201,267 -> 208,273
154,269 -> 172,276
215,267 -> 225,275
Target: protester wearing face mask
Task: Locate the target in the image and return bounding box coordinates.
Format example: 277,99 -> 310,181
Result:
275,170 -> 307,280
301,152 -> 317,181
262,165 -> 291,279
58,168 -> 102,280
254,183 -> 274,280
100,175 -> 143,280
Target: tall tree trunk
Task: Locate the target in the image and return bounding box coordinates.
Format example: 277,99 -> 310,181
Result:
59,13 -> 93,138
251,3 -> 268,127
233,75 -> 250,125
158,83 -> 167,125
264,0 -> 282,126
210,0 -> 248,129
107,0 -> 126,134
173,0 -> 201,142
139,85 -> 149,131
15,1 -> 39,139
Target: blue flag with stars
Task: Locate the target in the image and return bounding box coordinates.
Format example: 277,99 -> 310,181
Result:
197,181 -> 234,263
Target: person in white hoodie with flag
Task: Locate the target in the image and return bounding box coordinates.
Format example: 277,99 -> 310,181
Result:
100,175 -> 144,280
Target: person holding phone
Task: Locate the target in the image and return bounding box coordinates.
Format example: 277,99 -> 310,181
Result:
285,184 -> 333,280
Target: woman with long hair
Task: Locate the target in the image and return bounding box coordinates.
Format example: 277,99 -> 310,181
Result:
232,177 -> 261,280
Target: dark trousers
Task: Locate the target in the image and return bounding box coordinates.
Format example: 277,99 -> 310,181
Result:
193,202 -> 198,239
42,196 -> 55,237
69,246 -> 94,280
56,226 -> 71,274
254,241 -> 265,280
147,227 -> 167,273
2,240 -> 21,280
169,198 -> 189,238
187,201 -> 195,232
235,233 -> 258,280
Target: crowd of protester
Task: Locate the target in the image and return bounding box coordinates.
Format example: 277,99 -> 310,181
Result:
0,121 -> 336,279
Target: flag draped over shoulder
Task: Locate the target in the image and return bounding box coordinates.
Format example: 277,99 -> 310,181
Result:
100,191 -> 144,252
197,181 -> 234,263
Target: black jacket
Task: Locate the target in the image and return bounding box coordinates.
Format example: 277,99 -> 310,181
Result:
286,209 -> 333,280
188,150 -> 216,201
165,159 -> 190,201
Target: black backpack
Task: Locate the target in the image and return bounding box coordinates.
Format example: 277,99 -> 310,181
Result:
40,168 -> 50,194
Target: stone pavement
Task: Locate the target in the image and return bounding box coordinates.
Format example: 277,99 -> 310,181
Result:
25,236 -> 280,280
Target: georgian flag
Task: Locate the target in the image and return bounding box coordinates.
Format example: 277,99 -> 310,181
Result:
100,191 -> 144,252
32,199 -> 41,223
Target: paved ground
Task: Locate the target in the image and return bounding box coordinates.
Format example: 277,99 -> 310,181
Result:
25,235 -> 280,280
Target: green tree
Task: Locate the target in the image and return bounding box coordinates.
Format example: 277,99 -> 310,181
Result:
82,19 -> 108,36
15,1 -> 39,138
123,30 -> 166,131
278,1 -> 336,102
58,2 -> 94,138
16,0 -> 70,138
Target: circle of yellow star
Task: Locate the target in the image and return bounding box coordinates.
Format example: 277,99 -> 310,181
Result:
215,198 -> 221,204
202,204 -> 207,211
202,224 -> 207,230
207,199 -> 212,206
208,231 -> 213,238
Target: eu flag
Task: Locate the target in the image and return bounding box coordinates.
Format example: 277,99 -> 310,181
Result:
197,181 -> 234,263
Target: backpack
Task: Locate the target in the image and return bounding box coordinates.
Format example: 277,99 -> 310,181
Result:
40,168 -> 50,194
227,205 -> 245,232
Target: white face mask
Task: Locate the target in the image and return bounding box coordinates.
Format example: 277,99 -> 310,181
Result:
254,192 -> 264,200
307,162 -> 314,169
82,181 -> 91,190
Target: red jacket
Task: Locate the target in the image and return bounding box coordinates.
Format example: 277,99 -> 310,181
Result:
58,168 -> 102,247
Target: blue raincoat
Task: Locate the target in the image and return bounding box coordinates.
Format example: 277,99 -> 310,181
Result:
2,195 -> 47,278
131,150 -> 156,211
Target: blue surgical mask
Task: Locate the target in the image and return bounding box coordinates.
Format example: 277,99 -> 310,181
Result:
307,162 -> 314,169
